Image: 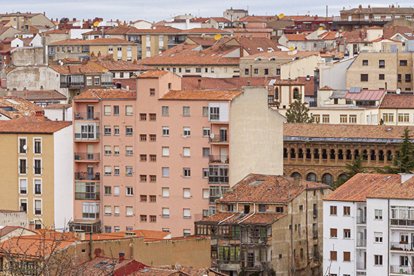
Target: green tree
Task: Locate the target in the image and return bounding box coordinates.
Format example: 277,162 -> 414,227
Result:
285,100 -> 313,123
378,128 -> 414,174
333,157 -> 364,189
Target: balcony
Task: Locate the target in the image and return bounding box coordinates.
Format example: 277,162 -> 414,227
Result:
61,81 -> 85,89
209,135 -> 228,144
209,176 -> 229,184
75,192 -> 100,200
390,242 -> 414,252
390,265 -> 414,275
356,239 -> 367,247
357,215 -> 366,225
74,132 -> 100,142
209,155 -> 229,164
74,112 -> 100,121
391,219 -> 414,228
74,172 -> 100,181
74,153 -> 100,162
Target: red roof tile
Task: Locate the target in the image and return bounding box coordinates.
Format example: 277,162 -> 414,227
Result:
74,89 -> 136,101
345,89 -> 386,101
380,94 -> 414,109
0,115 -> 71,134
50,38 -> 134,46
160,90 -> 241,101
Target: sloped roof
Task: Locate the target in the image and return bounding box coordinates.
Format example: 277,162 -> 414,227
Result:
380,94 -> 414,109
181,77 -> 267,90
160,90 -> 241,101
74,89 -> 136,101
50,61 -> 108,74
0,115 -> 71,134
345,89 -> 386,101
49,38 -> 134,46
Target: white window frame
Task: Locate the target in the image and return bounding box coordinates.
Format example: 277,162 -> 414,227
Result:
33,178 -> 42,195
33,137 -> 42,154
19,178 -> 28,195
162,187 -> 170,198
34,199 -> 42,216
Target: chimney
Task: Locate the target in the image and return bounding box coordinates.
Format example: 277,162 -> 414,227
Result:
359,4 -> 362,9
94,248 -> 102,258
197,78 -> 201,89
118,252 -> 125,262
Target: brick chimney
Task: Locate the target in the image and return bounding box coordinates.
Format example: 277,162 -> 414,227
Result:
118,252 -> 125,262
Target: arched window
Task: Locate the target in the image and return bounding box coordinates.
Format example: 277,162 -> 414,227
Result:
378,150 -> 384,161
370,150 -> 376,161
322,149 -> 327,160
322,173 -> 334,186
346,150 -> 352,160
386,150 -> 392,161
338,173 -> 348,183
291,172 -> 302,180
293,88 -> 300,100
362,150 -> 368,161
306,149 -> 311,159
298,148 -> 304,158
290,148 -> 296,159
354,150 -> 360,159
314,149 -> 320,159
338,149 -> 343,160
283,148 -> 288,158
306,173 -> 317,182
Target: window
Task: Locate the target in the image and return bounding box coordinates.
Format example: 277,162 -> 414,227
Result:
330,251 -> 337,261
162,167 -> 170,177
379,74 -> 384,80
20,199 -> 27,212
264,68 -> 269,75
104,105 -> 111,116
374,255 -> 383,265
343,252 -> 350,262
140,175 -> 147,182
400,60 -> 408,66
202,106 -> 209,117
360,74 -> 368,82
343,206 -> 351,216
340,114 -> 347,123
114,186 -> 120,196
125,166 -> 133,176
126,126 -> 133,136
203,189 -> 209,199
183,147 -> 190,157
162,106 -> 169,116
374,232 -> 383,243
150,215 -> 157,222
322,114 -> 330,123
209,107 -> 220,120
397,113 -> 408,123
19,138 -> 27,154
149,195 -> 156,202
34,200 -> 42,215
104,126 -> 111,135
202,168 -> 209,178
398,74 -> 402,82
379,60 -> 385,68
140,134 -> 147,142
202,127 -> 210,137
183,127 -> 191,137
183,106 -> 190,117
104,206 -> 111,215
149,88 -> 155,96
330,228 -> 337,238
401,233 -> 409,244
34,139 -> 41,154
140,113 -> 147,121
349,115 -> 357,123
126,206 -> 134,216
406,74 -> 412,83
149,134 -> 156,142
276,206 -> 284,213
114,226 -> 120,232
401,256 -> 409,266
114,126 -> 120,135
383,113 -> 394,123
183,188 -> 191,198
114,206 -> 120,216
19,179 -> 27,194
34,159 -> 41,175
374,209 -> 382,220
150,175 -> 156,182
104,186 -> 111,195
113,105 -> 119,116
183,167 -> 191,177
162,187 -> 170,198
330,206 -> 337,215
362,60 -> 368,66
126,187 -> 134,196
183,208 -> 191,218
114,166 -> 120,176
344,229 -> 351,239
125,105 -> 133,116
140,154 -> 147,162
104,166 -> 112,176
150,154 -> 157,161
313,114 -> 320,123
254,68 -> 259,74
162,208 -> 170,218
140,215 -> 147,222
140,195 -> 147,202
34,179 -> 41,195
125,146 -> 133,156
149,113 -> 156,121
104,145 -> 112,155
162,126 -> 169,136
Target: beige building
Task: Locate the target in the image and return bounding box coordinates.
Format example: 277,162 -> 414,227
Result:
0,115 -> 73,230
346,52 -> 414,91
0,12 -> 54,31
48,38 -> 137,62
195,174 -> 331,276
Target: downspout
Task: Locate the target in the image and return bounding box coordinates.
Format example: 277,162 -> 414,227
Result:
305,186 -> 310,272
387,199 -> 390,275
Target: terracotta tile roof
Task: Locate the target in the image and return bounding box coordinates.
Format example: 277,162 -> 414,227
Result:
239,213 -> 286,225
242,50 -> 319,60
219,174 -> 329,204
284,33 -> 308,41
210,17 -> 231,23
284,15 -> 333,21
0,96 -> 43,119
283,123 -> 414,141
180,28 -> 231,34
74,89 -> 136,101
239,16 -> 278,23
49,38 -> 134,46
323,173 -> 414,202
0,90 -> 66,101
200,212 -> 235,223
0,226 -> 25,238
96,60 -> 152,71
384,26 -> 414,39
160,90 -> 241,101
380,94 -> 414,109
50,61 -> 108,74
137,70 -> 169,79
43,29 -> 70,35
78,257 -> 147,275
345,89 -> 386,101
343,7 -> 414,14
318,31 -> 337,40
181,77 -> 267,90
185,36 -> 217,47
126,26 -> 181,35
85,229 -> 170,242
236,37 -> 280,55
0,115 -> 71,133
44,103 -> 71,109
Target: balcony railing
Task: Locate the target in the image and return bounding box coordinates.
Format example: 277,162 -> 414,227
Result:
74,172 -> 100,181
209,155 -> 229,164
74,112 -> 100,120
60,81 -> 85,89
391,219 -> 414,227
74,153 -> 100,162
209,176 -> 229,184
209,135 -> 228,143
357,239 -> 367,247
74,132 -> 100,141
75,192 -> 100,200
357,215 -> 366,224
390,242 -> 414,252
390,265 -> 414,274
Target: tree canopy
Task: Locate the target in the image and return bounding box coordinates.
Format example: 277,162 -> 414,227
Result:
285,100 -> 313,123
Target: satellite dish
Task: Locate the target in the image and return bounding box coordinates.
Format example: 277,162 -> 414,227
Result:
214,34 -> 222,41
209,133 -> 215,139
23,145 -> 27,150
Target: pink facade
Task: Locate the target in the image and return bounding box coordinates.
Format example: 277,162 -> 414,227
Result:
71,72 -> 234,236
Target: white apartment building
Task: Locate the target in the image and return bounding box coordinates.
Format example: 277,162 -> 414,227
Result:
323,173 -> 414,276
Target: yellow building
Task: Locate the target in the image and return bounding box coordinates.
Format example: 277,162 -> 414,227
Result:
0,115 -> 73,230
48,38 -> 137,62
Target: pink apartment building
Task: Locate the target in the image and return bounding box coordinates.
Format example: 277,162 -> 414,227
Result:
71,70 -> 284,236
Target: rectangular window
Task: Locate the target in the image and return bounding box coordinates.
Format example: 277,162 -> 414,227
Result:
360,74 -> 368,82
374,232 -> 383,243
162,187 -> 170,198
149,134 -> 156,142
162,106 -> 169,117
379,74 -> 385,80
343,251 -> 350,262
149,154 -> 156,162
162,167 -> 170,177
34,139 -> 41,154
383,113 -> 394,123
374,209 -> 383,220
19,179 -> 27,194
104,206 -> 111,215
202,106 -> 209,117
162,126 -> 170,136
140,113 -> 147,121
322,114 -> 330,123
202,127 -> 211,137
125,146 -> 133,156
150,215 -> 157,222
330,251 -> 337,261
149,88 -> 155,96
140,215 -> 147,222
125,105 -> 133,116
374,255 -> 383,265
183,127 -> 191,137
400,60 -> 408,66
114,166 -> 120,176
114,186 -> 120,196
202,147 -> 210,157
126,206 -> 134,216
104,166 -> 112,176
114,146 -> 121,156
104,186 -> 111,195
34,179 -> 41,195
114,206 -> 120,216
150,175 -> 156,182
183,188 -> 191,198
114,126 -> 120,135
183,106 -> 190,117
343,206 -> 351,216
104,126 -> 111,135
183,208 -> 191,218
140,154 -> 147,162
330,228 -> 337,238
202,168 -> 209,178
104,105 -> 111,116
203,189 -> 209,199
162,208 -> 170,218
125,166 -> 133,176
183,167 -> 191,177
349,115 -> 357,123
126,186 -> 134,196
34,159 -> 41,175
140,175 -> 147,182
379,60 -> 385,68
19,138 -> 27,154
149,195 -> 156,202
113,105 -> 119,116
398,74 -> 402,82
183,147 -> 190,157
209,107 -> 220,120
362,60 -> 368,66
330,206 -> 337,215
125,126 -> 133,136
162,147 -> 170,157
340,114 -> 347,123
34,200 -> 42,215
344,229 -> 351,239
140,195 -> 147,202
406,74 -> 412,83
149,113 -> 156,121
104,145 -> 112,155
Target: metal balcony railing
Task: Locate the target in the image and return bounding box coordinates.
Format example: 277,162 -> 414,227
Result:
75,192 -> 100,200
74,153 -> 100,161
390,265 -> 414,274
74,172 -> 100,181
390,242 -> 414,251
74,112 -> 100,120
74,132 -> 100,141
209,155 -> 229,164
209,135 -> 228,143
391,219 -> 414,227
